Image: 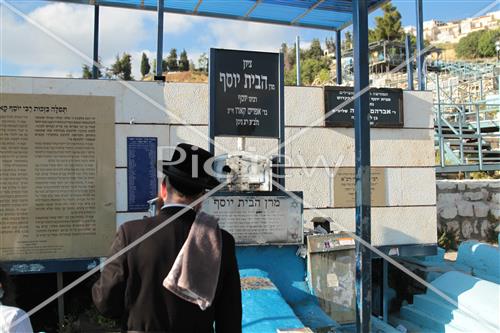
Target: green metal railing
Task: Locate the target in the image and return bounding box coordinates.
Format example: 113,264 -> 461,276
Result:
434,103 -> 499,172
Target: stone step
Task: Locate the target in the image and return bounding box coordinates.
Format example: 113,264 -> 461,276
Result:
400,305 -> 465,333
412,294 -> 489,332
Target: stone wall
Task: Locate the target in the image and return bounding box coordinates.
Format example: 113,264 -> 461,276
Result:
437,180 -> 500,242
1,76 -> 437,247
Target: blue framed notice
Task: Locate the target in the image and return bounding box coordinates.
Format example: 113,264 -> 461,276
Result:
127,137 -> 158,212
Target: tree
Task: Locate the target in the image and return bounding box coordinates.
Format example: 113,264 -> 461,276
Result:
372,3 -> 403,41
197,53 -> 208,73
286,44 -> 298,67
325,37 -> 336,54
300,57 -> 330,85
110,53 -> 133,80
344,31 -> 352,50
281,43 -> 293,70
456,30 -> 483,58
477,28 -> 500,58
456,28 -> 500,59
140,52 -> 151,78
179,49 -> 189,72
82,63 -> 102,79
166,48 -> 178,71
82,64 -> 92,79
307,38 -> 323,59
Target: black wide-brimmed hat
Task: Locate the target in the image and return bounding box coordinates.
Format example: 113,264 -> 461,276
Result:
160,143 -> 219,195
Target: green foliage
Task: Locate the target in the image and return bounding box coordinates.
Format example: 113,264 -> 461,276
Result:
281,38 -> 331,86
456,28 -> 500,59
82,63 -> 102,79
316,68 -> 331,83
284,65 -> 297,86
372,3 -> 403,42
456,30 -> 483,58
470,171 -> 494,180
166,48 -> 179,71
110,53 -> 133,80
179,49 -> 189,72
325,37 -> 336,53
306,38 -> 323,59
438,228 -> 458,251
478,29 -> 500,57
140,52 -> 151,78
197,53 -> 208,73
82,64 -> 92,79
300,57 -> 329,84
343,31 -> 352,50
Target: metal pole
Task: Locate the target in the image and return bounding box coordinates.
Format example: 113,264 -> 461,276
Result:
479,78 -> 483,101
279,52 -> 286,187
415,0 -> 425,90
475,104 -> 483,170
436,73 -> 445,167
296,35 -> 301,86
156,0 -> 164,79
459,106 -> 464,164
405,34 -> 413,90
57,272 -> 64,329
208,48 -> 215,154
92,5 -> 99,79
382,260 -> 389,322
336,30 -> 342,85
352,1 -> 371,332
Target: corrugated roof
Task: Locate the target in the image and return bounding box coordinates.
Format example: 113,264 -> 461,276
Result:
50,0 -> 387,31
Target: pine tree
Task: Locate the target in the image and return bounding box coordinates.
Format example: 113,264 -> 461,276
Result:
110,53 -> 133,80
140,52 -> 151,78
121,53 -> 133,80
166,48 -> 178,71
373,3 -> 403,41
307,39 -> 323,60
179,49 -> 189,72
82,64 -> 92,79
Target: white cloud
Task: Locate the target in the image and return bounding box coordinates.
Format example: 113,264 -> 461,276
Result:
206,20 -> 301,52
0,2 -> 196,78
0,1 -> 327,79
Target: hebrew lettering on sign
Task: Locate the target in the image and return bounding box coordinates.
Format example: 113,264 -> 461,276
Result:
202,193 -> 303,245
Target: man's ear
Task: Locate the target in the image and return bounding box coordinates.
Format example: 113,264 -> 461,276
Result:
161,180 -> 167,199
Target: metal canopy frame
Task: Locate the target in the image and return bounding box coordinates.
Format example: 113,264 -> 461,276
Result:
50,0 -> 387,31
8,0 -> 431,332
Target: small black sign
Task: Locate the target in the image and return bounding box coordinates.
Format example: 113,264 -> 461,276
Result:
324,87 -> 404,128
210,48 -> 280,138
127,137 -> 158,212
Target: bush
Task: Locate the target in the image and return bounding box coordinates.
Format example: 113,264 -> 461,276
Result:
478,29 -> 500,57
455,28 -> 500,59
437,228 -> 458,251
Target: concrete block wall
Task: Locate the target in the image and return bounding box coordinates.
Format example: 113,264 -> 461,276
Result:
1,77 -> 437,247
437,180 -> 500,242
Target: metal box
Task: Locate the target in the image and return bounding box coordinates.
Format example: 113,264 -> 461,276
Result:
307,233 -> 356,324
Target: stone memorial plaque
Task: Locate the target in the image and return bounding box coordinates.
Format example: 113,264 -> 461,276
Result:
333,168 -> 387,208
202,192 -> 303,245
0,93 -> 115,261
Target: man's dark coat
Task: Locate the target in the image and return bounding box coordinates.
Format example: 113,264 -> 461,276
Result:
92,206 -> 242,333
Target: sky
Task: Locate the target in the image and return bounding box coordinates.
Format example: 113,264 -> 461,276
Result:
0,0 -> 498,79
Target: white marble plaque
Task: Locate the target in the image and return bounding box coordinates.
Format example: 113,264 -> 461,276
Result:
202,192 -> 303,245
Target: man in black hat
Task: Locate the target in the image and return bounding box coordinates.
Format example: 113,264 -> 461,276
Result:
92,143 -> 242,332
